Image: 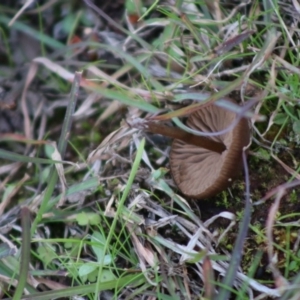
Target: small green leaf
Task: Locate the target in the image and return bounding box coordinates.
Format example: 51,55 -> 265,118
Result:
256,148 -> 271,160
37,245 -> 57,266
41,166 -> 51,184
87,268 -> 98,282
99,269 -> 116,282
293,120 -> 300,134
76,212 -> 101,226
289,261 -> 297,271
273,113 -> 288,125
92,232 -> 106,245
91,232 -> 113,265
78,263 -> 97,277
44,143 -> 55,158
78,264 -> 116,283
152,167 -> 169,180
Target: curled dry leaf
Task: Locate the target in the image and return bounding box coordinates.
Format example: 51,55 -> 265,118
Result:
214,30 -> 255,55
88,125 -> 137,164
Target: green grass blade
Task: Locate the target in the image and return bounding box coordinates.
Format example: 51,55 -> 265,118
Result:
0,149 -> 61,164
0,15 -> 65,49
20,273 -> 144,300
95,138 -> 146,296
13,207 -> 31,300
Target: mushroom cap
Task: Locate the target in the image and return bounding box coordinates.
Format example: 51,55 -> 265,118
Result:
169,103 -> 250,199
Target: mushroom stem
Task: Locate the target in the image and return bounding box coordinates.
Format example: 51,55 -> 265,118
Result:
145,122 -> 226,154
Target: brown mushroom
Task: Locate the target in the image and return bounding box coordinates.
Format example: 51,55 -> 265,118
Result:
169,103 -> 250,198
139,101 -> 250,199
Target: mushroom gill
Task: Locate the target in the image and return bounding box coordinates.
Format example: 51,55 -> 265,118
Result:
169,103 -> 250,198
